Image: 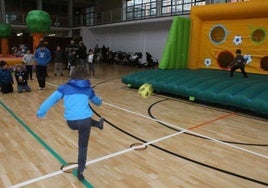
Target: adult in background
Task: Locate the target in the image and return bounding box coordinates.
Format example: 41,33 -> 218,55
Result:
54,45 -> 64,76
34,41 -> 51,90
77,41 -> 87,67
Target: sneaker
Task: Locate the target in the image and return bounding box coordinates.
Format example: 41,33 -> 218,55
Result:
77,172 -> 85,181
99,118 -> 104,130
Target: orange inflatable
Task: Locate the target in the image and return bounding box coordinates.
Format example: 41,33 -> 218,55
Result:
189,0 -> 268,74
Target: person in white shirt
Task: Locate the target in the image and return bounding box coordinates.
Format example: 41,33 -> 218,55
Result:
87,49 -> 95,77
22,49 -> 35,80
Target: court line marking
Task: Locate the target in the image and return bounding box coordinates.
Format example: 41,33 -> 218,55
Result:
9,81 -> 265,187
48,80 -> 268,158
7,123 -> 189,188
0,101 -> 93,188
102,101 -> 268,159
7,98 -> 268,187
8,114 -> 208,188
7,81 -> 268,187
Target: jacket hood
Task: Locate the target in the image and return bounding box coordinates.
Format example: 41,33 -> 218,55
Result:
67,79 -> 91,88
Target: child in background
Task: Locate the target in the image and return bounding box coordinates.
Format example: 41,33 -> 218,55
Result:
0,60 -> 14,94
87,49 -> 95,77
68,49 -> 77,76
34,42 -> 51,90
14,64 -> 31,93
54,45 -> 64,76
230,49 -> 248,78
22,49 -> 35,80
36,66 -> 104,181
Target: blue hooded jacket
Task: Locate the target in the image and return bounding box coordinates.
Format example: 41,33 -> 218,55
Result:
34,47 -> 51,66
36,79 -> 102,120
0,68 -> 13,84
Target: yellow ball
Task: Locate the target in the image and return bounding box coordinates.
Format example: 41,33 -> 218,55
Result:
138,83 -> 153,98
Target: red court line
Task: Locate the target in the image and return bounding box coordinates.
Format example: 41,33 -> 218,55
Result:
188,112 -> 235,130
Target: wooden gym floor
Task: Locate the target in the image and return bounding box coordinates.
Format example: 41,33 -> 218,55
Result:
0,63 -> 267,188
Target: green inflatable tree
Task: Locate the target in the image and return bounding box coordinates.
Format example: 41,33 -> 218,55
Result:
26,10 -> 52,51
0,23 -> 12,56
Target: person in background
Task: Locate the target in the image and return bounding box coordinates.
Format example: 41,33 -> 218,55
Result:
14,64 -> 31,93
36,66 -> 104,181
87,49 -> 95,77
68,49 -> 78,76
22,49 -> 35,80
229,49 -> 248,78
77,41 -> 87,67
65,39 -> 79,70
34,41 -> 51,90
0,60 -> 14,94
54,45 -> 64,76
16,43 -> 28,57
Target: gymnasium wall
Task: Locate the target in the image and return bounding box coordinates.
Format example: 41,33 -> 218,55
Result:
81,17 -> 173,63
189,0 -> 268,74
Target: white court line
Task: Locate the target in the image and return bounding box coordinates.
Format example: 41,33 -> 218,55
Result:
10,81 -> 264,187
103,101 -> 268,159
9,130 -> 186,188
47,80 -> 268,159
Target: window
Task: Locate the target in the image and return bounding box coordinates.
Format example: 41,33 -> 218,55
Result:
162,0 -> 205,15
126,0 -> 157,20
126,0 -> 205,19
85,7 -> 95,26
6,13 -> 17,24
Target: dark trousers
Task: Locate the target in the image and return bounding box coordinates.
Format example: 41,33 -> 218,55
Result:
1,83 -> 13,94
36,65 -> 47,88
88,63 -> 95,76
67,117 -> 100,173
26,65 -> 33,80
230,65 -> 247,77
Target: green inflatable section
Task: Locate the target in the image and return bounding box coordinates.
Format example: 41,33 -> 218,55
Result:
159,16 -> 191,70
122,69 -> 268,115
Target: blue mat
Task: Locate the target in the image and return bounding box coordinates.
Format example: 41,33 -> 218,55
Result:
122,69 -> 268,115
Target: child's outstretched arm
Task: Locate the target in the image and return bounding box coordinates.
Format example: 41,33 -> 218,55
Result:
91,95 -> 102,106
36,91 -> 63,118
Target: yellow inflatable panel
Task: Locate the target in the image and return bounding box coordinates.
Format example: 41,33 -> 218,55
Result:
189,0 -> 268,74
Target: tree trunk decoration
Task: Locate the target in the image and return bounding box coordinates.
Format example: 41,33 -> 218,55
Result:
1,38 -> 9,56
32,33 -> 45,52
0,23 -> 12,56
26,10 -> 52,52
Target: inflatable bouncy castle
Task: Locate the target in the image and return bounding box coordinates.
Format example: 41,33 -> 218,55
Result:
122,0 -> 268,115
189,0 -> 268,74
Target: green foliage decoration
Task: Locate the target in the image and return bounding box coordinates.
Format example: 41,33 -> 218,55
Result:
26,10 -> 52,33
0,23 -> 12,38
